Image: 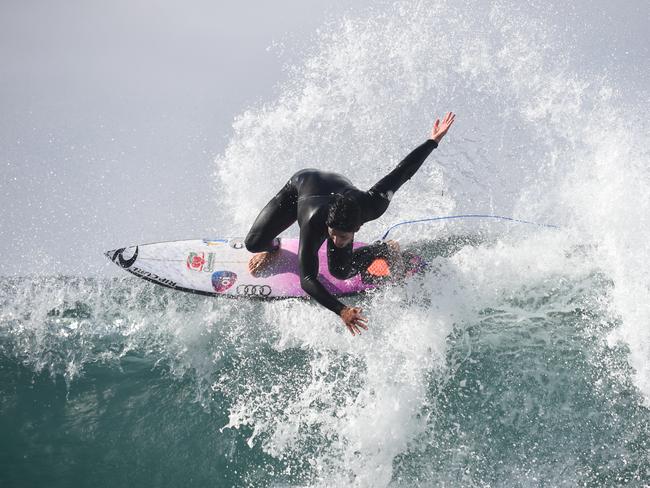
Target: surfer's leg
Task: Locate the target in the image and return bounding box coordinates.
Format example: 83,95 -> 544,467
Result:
327,240 -> 391,280
245,180 -> 298,253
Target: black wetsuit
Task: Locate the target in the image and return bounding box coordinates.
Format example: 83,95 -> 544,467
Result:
245,139 -> 438,315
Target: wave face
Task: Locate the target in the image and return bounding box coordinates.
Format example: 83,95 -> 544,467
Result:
3,0 -> 650,486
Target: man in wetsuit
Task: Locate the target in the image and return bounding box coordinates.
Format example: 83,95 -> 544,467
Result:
245,112 -> 456,336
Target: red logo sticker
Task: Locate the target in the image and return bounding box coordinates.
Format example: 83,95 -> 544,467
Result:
187,252 -> 206,271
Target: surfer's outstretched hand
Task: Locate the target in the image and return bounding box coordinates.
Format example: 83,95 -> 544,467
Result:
430,111 -> 456,143
340,306 -> 368,336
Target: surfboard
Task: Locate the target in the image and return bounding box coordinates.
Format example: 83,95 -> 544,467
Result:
104,237 -> 425,299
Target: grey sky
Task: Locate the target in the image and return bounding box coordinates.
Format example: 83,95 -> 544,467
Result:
1,0 -> 369,275
1,0 -> 648,276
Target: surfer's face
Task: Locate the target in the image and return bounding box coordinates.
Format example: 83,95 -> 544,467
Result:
328,227 -> 355,248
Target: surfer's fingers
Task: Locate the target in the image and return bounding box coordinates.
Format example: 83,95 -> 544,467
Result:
349,319 -> 365,332
353,316 -> 368,328
445,112 -> 455,125
356,321 -> 369,330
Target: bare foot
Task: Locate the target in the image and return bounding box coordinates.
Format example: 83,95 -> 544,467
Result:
248,251 -> 278,277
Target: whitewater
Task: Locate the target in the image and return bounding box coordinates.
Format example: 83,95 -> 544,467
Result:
2,0 -> 649,486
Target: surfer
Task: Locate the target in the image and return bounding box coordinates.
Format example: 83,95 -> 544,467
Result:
245,112 -> 456,335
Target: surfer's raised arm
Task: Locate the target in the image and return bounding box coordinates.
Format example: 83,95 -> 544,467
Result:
364,112 -> 456,219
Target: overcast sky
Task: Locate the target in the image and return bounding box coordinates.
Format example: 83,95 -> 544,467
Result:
0,0 -> 376,275
1,0 -> 648,276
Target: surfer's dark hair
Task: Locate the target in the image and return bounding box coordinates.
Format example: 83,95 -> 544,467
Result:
326,194 -> 361,232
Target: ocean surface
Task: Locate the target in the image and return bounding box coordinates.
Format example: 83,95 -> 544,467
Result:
2,0 -> 649,486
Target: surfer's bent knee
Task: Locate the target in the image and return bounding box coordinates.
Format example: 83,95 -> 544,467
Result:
245,234 -> 280,253
244,233 -> 265,253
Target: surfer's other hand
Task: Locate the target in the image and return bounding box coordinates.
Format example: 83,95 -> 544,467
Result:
386,240 -> 400,254
430,111 -> 456,143
340,306 -> 369,336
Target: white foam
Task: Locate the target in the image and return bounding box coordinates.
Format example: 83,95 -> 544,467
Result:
207,0 -> 650,484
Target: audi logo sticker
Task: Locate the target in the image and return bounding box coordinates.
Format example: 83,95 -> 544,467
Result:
236,284 -> 272,297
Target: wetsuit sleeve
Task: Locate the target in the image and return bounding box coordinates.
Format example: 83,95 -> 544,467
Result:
370,139 -> 438,199
298,224 -> 346,316
358,139 -> 438,223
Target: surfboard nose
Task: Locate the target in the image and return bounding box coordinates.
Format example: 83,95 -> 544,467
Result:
105,246 -> 139,269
